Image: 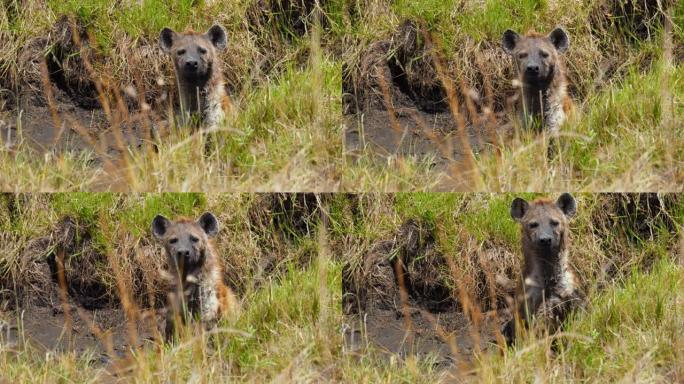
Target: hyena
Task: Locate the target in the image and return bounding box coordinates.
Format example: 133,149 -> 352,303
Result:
502,27 -> 572,134
502,193 -> 582,345
152,212 -> 238,341
159,24 -> 231,129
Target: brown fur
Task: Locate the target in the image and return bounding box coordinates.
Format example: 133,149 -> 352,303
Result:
152,213 -> 238,341
503,194 -> 581,345
502,28 -> 573,133
160,25 -> 232,130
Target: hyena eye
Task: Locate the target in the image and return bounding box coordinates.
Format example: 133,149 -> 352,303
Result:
198,47 -> 207,55
550,219 -> 559,227
190,235 -> 199,243
528,222 -> 539,229
540,50 -> 549,58
169,237 -> 178,244
176,49 -> 186,56
518,52 -> 528,59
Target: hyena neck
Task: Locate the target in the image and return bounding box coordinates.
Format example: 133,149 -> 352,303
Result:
521,67 -> 566,129
176,65 -> 224,120
523,245 -> 569,288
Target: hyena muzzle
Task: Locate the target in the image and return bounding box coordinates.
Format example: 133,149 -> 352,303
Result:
152,212 -> 237,341
502,193 -> 582,346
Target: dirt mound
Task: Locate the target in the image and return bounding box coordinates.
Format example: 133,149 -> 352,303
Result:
343,218 -> 509,364
591,193 -> 682,280
344,218 -> 517,316
249,193 -> 325,243
592,0 -> 677,42
248,0 -> 329,38
343,20 -> 500,170
345,20 -> 447,115
18,16 -> 99,109
0,216 -> 111,310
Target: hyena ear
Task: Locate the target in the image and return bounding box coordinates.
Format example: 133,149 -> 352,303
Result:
152,215 -> 171,238
159,27 -> 177,53
548,27 -> 569,53
206,24 -> 227,51
198,212 -> 219,237
502,29 -> 520,54
510,197 -> 529,221
556,193 -> 576,218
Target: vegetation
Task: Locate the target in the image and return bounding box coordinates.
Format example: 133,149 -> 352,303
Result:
0,193 -> 681,382
340,0 -> 684,191
0,193 -> 342,381
335,193 -> 683,382
0,1 -> 344,191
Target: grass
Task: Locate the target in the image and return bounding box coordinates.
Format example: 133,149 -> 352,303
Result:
0,193 -> 342,382
336,257 -> 682,383
1,1 -> 681,191
339,0 -> 684,191
0,0 -> 344,192
471,257 -> 683,383
0,193 -> 681,382
335,192 -> 683,382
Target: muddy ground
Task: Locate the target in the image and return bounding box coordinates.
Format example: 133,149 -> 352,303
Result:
0,303 -> 158,365
0,16 -> 164,161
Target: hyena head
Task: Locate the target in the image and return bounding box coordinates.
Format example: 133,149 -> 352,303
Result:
502,27 -> 569,87
511,193 -> 576,255
152,212 -> 219,270
159,24 -> 227,83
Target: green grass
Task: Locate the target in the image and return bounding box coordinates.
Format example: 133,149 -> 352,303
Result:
0,193 -> 681,382
0,193 -> 341,381
334,193 -> 683,383
0,262 -> 342,382
0,0 -> 343,192
468,257 -> 683,383
339,0 -> 683,191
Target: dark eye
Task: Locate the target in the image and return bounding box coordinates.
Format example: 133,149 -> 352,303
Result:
518,52 -> 528,59
198,47 -> 207,55
169,238 -> 178,244
540,50 -> 549,58
190,235 -> 199,243
177,49 -> 186,56
550,220 -> 559,227
529,222 -> 539,229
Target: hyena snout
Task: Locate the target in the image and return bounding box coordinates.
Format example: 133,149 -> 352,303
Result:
534,226 -> 558,249
176,47 -> 208,78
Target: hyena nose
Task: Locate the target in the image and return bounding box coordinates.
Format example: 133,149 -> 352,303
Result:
539,237 -> 552,246
185,60 -> 199,70
526,64 -> 540,74
176,250 -> 190,259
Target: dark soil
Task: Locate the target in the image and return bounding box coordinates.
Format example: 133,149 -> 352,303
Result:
0,304 -> 159,365
344,308 -> 499,367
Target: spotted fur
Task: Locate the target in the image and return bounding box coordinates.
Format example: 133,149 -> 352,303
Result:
152,212 -> 238,341
503,193 -> 582,345
159,24 -> 232,130
502,28 -> 573,134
